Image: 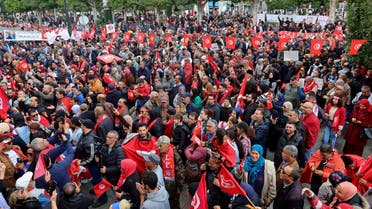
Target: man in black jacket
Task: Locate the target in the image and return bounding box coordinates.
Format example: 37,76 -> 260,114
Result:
273,165 -> 304,209
75,119 -> 107,208
99,130 -> 124,186
57,182 -> 94,209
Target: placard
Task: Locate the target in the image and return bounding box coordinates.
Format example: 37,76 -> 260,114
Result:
284,50 -> 299,61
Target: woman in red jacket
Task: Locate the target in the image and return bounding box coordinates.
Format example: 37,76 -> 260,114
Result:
343,99 -> 372,155
322,95 -> 346,148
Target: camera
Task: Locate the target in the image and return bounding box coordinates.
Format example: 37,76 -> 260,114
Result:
17,158 -> 23,163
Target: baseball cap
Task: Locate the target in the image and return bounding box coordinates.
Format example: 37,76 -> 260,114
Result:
79,118 -> 95,129
156,135 -> 171,146
181,93 -> 191,98
143,153 -> 160,165
160,97 -> 169,103
16,172 -> 33,189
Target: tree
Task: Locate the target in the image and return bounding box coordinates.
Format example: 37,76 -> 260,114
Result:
346,0 -> 372,68
328,0 -> 337,23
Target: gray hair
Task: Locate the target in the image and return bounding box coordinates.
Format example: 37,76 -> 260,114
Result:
288,166 -> 301,181
283,101 -> 293,111
283,145 -> 298,158
107,130 -> 119,139
30,138 -> 45,151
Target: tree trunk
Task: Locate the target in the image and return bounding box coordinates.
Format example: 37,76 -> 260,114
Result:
91,0 -> 98,23
329,0 -> 337,23
251,0 -> 259,26
197,0 -> 207,23
154,7 -> 160,23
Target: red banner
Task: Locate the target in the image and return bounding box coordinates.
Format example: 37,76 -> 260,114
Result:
202,35 -> 212,48
190,173 -> 208,209
207,55 -> 219,73
226,36 -> 236,49
310,39 -> 324,56
349,39 -> 367,56
0,87 -> 9,121
278,37 -> 290,51
124,32 -> 131,43
217,165 -> 246,196
34,154 -> 46,180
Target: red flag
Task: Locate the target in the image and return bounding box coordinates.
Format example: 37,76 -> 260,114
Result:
349,39 -> 367,56
124,32 -> 131,43
93,178 -> 112,198
149,33 -> 155,45
100,27 -> 106,41
235,73 -> 248,109
183,34 -> 190,46
137,33 -> 145,44
81,29 -> 89,39
190,173 -> 208,209
41,26 -> 47,32
17,60 -> 29,72
278,38 -> 290,51
251,37 -> 260,49
207,55 -> 219,73
165,33 -> 172,42
34,154 -> 46,180
0,88 -> 9,120
12,148 -> 27,159
225,36 -> 236,49
191,135 -> 202,146
310,39 -> 324,56
267,91 -> 273,110
89,29 -> 95,39
110,32 -> 118,41
217,164 -> 246,196
32,24 -> 39,30
202,35 -> 212,48
122,136 -> 158,175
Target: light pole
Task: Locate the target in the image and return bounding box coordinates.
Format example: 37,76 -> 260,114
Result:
64,0 -> 72,33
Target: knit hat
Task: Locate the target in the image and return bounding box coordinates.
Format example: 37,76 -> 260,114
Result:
329,170 -> 350,187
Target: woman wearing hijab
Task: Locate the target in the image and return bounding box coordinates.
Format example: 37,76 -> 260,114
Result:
303,181 -> 370,209
114,159 -> 140,209
343,99 -> 372,155
318,171 -> 351,204
239,144 -> 276,208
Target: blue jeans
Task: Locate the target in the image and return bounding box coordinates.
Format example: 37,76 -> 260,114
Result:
88,164 -> 108,202
323,120 -> 338,147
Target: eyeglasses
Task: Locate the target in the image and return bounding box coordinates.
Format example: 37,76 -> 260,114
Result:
26,152 -> 33,156
31,113 -> 38,117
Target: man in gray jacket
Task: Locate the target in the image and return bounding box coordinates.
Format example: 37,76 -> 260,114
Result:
137,171 -> 170,209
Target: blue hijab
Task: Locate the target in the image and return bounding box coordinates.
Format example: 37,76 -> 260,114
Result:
244,144 -> 265,185
274,92 -> 286,107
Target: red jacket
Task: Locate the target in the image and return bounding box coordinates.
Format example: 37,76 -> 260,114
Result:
301,112 -> 320,150
301,149 -> 345,184
135,84 -> 151,99
357,156 -> 372,194
325,104 -> 346,131
343,154 -> 364,187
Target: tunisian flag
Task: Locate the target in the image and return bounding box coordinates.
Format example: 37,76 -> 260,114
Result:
34,154 -> 46,180
235,73 -> 248,109
267,91 -> 273,110
225,36 -> 236,49
0,88 -> 9,121
122,136 -> 158,175
278,37 -> 290,51
148,33 -> 155,45
183,34 -> 190,46
202,35 -> 212,48
93,178 -> 112,198
17,60 -> 30,72
349,39 -> 367,56
310,39 -> 324,56
217,165 -> 246,196
124,32 -> 131,43
165,33 -> 172,42
137,32 -> 145,44
190,173 -> 208,209
251,37 -> 260,49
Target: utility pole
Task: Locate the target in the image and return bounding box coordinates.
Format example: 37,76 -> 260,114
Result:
64,0 -> 72,33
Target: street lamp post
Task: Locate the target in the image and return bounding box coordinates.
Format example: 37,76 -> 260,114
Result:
64,0 -> 72,33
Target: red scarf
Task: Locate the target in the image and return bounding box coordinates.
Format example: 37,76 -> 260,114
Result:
116,159 -> 137,188
94,114 -> 108,132
304,80 -> 317,93
115,106 -> 126,126
162,145 -> 176,181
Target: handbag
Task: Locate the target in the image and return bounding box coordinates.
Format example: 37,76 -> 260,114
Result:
360,127 -> 372,139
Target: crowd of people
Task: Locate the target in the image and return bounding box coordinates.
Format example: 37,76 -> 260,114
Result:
0,9 -> 370,209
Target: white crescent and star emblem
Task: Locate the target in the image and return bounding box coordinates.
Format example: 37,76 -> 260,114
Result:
99,184 -> 106,189
255,40 -> 260,45
219,175 -> 235,188
355,44 -> 361,50
314,43 -> 320,50
191,193 -> 200,208
205,39 -> 210,44
228,40 -> 233,45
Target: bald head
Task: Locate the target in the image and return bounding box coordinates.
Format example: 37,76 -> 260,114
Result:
301,102 -> 314,115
